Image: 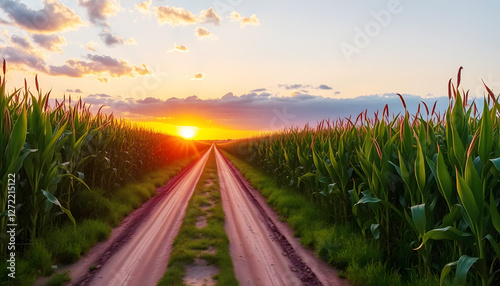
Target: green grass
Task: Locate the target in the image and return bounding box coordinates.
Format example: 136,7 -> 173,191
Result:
0,156 -> 197,286
221,150 -> 439,285
158,150 -> 238,286
44,271 -> 71,286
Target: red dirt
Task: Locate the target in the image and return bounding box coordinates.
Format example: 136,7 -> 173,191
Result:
67,147 -> 212,286
215,147 -> 349,286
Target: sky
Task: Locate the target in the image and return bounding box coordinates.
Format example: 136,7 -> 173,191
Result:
1,0 -> 499,139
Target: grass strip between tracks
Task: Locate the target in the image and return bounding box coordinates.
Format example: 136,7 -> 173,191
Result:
158,149 -> 238,286
220,150 -> 441,286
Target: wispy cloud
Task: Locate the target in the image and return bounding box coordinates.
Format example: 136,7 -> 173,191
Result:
230,11 -> 259,27
0,0 -> 83,33
32,34 -> 67,53
168,44 -> 189,52
195,27 -> 217,40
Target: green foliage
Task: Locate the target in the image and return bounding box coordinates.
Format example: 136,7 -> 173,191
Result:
221,69 -> 500,285
0,60 -> 208,263
44,271 -> 71,286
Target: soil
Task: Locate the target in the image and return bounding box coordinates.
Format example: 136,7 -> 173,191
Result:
215,147 -> 349,286
58,148 -> 212,286
183,258 -> 218,286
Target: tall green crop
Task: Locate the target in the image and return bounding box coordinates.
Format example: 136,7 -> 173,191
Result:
222,68 -> 500,285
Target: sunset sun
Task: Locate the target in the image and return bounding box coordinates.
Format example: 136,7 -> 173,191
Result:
177,126 -> 198,139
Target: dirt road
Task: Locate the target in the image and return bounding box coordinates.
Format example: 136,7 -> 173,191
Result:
70,146 -> 212,286
60,144 -> 346,286
215,147 -> 347,286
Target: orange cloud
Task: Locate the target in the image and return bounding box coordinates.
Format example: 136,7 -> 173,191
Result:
0,0 -> 83,33
135,0 -> 152,14
195,27 -> 217,40
168,44 -> 189,52
230,11 -> 260,26
191,72 -> 205,80
156,6 -> 221,27
156,6 -> 197,26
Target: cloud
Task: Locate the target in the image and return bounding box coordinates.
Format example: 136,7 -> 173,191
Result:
137,97 -> 162,104
49,54 -> 151,79
168,44 -> 189,52
0,33 -> 48,72
86,41 -> 98,51
134,64 -> 152,75
0,45 -> 48,73
198,8 -> 220,25
156,6 -> 221,27
99,31 -> 136,47
84,92 -> 449,131
156,6 -> 197,26
280,84 -> 312,90
135,0 -> 152,14
195,27 -> 217,40
251,88 -> 267,92
318,84 -> 333,90
88,93 -> 111,98
191,72 -> 205,80
32,34 -> 66,53
78,0 -> 120,25
0,0 -> 83,33
66,89 -> 83,93
230,11 -> 259,26
10,35 -> 33,49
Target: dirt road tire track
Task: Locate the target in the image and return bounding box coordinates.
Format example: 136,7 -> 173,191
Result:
215,147 -> 347,286
73,147 -> 212,286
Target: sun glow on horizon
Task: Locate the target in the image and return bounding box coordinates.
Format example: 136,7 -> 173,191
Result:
177,126 -> 199,139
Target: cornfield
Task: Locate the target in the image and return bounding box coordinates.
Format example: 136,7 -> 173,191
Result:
223,69 -> 500,285
0,61 -> 205,257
